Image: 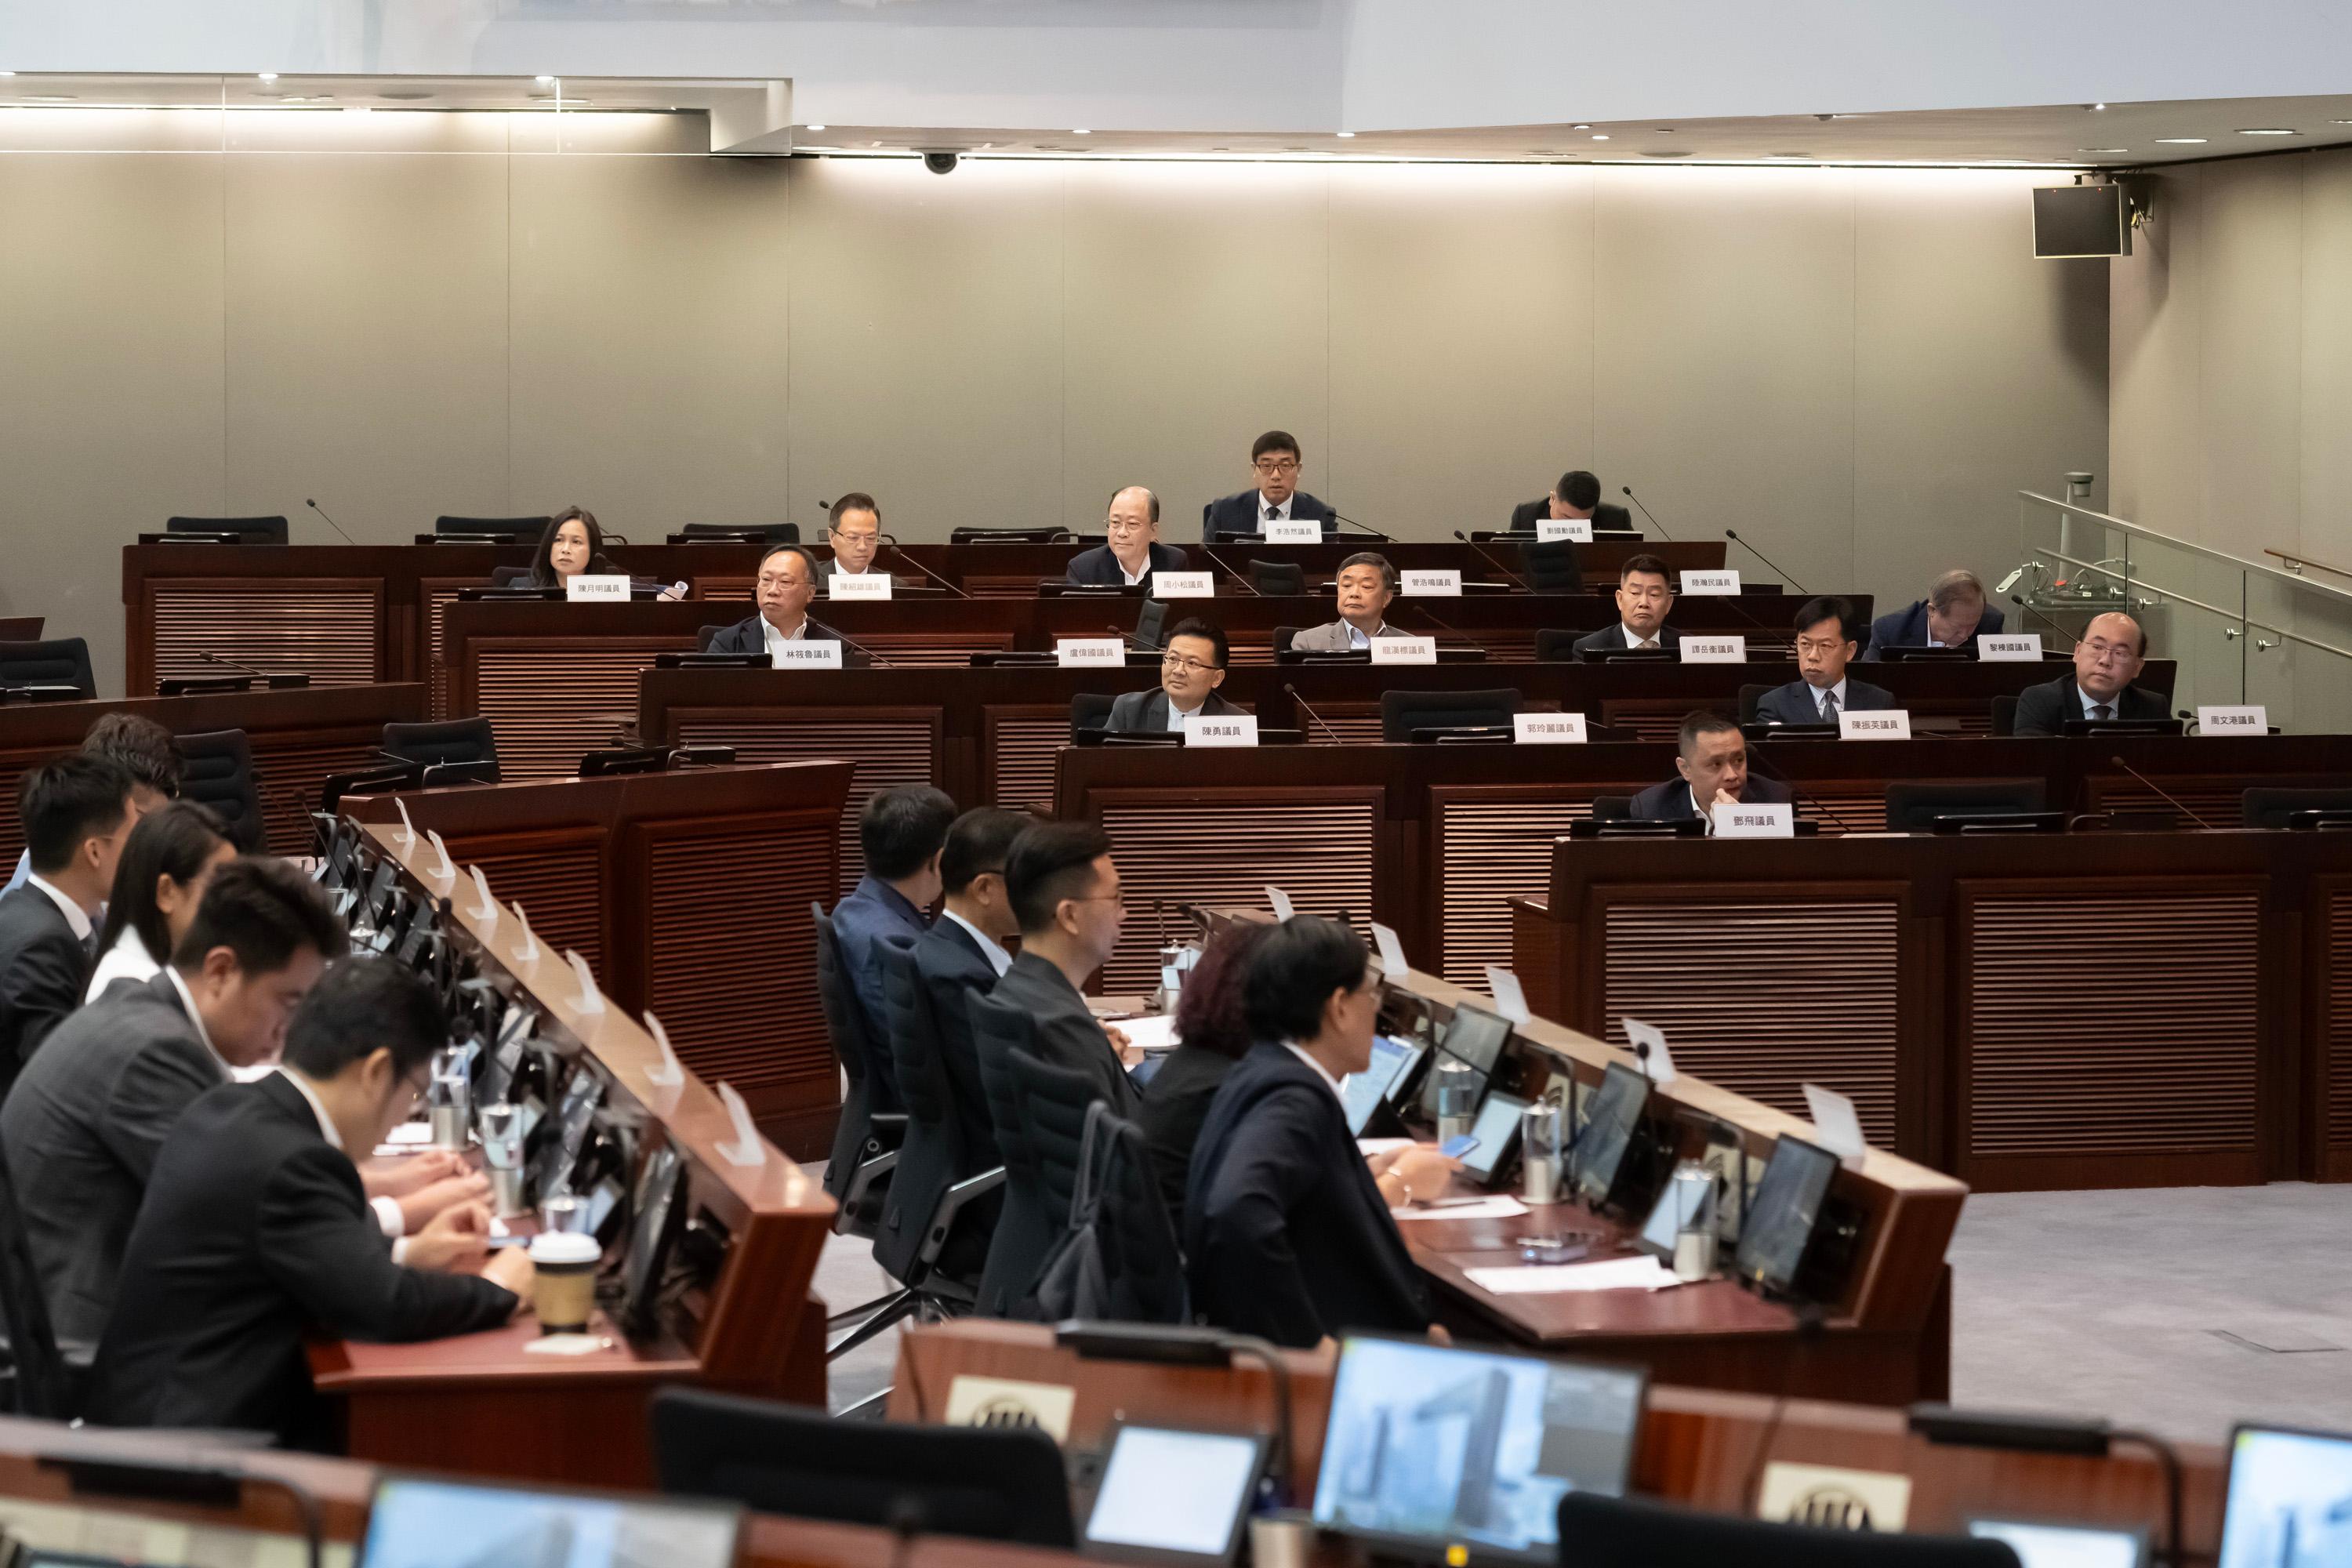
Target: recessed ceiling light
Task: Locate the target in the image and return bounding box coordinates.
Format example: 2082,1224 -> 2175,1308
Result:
535,75 -> 554,85
1073,128 -> 1090,135
1591,133 -> 1610,141
2238,128 -> 2297,136
0,71 -> 15,78
257,72 -> 278,83
2078,148 -> 2129,155
1335,130 -> 1354,138
2154,136 -> 2208,144
27,94 -> 77,102
2089,103 -> 2106,111
1571,123 -> 1590,130
804,123 -> 825,131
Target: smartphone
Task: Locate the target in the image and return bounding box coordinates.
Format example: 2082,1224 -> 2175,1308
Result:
1439,1134 -> 1479,1159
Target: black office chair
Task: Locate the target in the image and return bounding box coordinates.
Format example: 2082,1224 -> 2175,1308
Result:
435,514 -> 549,541
1091,1111 -> 1190,1323
970,999 -> 1101,1318
1739,683 -> 1775,724
1071,694 -> 1117,739
383,717 -> 501,783
650,1387 -> 1076,1547
0,639 -> 97,700
1590,795 -> 1635,821
0,1155 -> 88,1421
1534,629 -> 1587,662
2244,786 -> 2352,829
489,565 -> 534,587
166,515 -> 289,544
874,942 -> 1004,1294
949,526 -> 1076,544
1380,688 -> 1523,743
996,1044 -> 1104,1321
1134,598 -> 1171,649
1884,779 -> 2049,832
1522,539 -> 1584,593
1555,1494 -> 2020,1568
1249,559 -> 1307,597
675,522 -> 797,543
1990,694 -> 2020,737
810,905 -> 900,1225
174,730 -> 267,852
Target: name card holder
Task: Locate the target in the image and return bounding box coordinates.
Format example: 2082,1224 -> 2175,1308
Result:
1976,633 -> 2043,662
1621,1017 -> 1679,1086
827,572 -> 893,601
565,574 -> 630,602
1263,521 -> 1322,544
1370,635 -> 1439,666
1680,635 -> 1747,663
1184,713 -> 1259,747
1056,637 -> 1126,667
1370,920 -> 1411,975
1153,571 -> 1214,599
774,641 -> 844,668
1838,708 -> 1913,740
1710,800 -> 1794,838
1679,569 -> 1741,596
1513,713 -> 1588,744
1401,568 -> 1463,597
2197,704 -> 2267,734
1536,519 -> 1594,543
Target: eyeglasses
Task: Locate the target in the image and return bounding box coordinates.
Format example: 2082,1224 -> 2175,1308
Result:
1069,891 -> 1127,911
830,528 -> 878,543
1161,653 -> 1219,675
1252,458 -> 1301,475
2083,637 -> 2140,662
756,572 -> 804,590
1795,637 -> 1849,657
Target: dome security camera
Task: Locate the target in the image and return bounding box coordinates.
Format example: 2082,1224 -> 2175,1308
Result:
922,151 -> 960,175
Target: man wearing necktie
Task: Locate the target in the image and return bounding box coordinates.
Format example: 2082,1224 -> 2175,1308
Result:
2011,612 -> 2169,735
1200,430 -> 1338,542
1753,596 -> 1895,727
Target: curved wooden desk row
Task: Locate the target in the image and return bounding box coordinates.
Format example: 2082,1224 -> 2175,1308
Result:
123,539 -> 1730,693
312,808 -> 838,1487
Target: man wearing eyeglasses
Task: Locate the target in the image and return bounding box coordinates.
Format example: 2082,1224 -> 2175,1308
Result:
2012,612 -> 2167,735
1201,430 -> 1338,543
815,492 -> 886,582
1105,618 -> 1247,733
1752,596 -> 1893,726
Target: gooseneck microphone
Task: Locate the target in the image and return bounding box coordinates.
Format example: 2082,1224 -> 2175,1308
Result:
1451,530 -> 1537,594
1621,485 -> 1676,540
1106,623 -> 1163,654
1283,683 -> 1345,745
873,531 -> 971,598
199,651 -> 270,680
1722,528 -> 1811,594
306,499 -> 358,546
2008,593 -> 2082,648
2108,754 -> 2216,830
1329,509 -> 1388,540
1400,600 -> 1490,656
804,617 -> 895,667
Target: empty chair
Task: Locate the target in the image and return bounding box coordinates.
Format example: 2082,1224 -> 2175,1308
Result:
1990,694 -> 2020,736
435,514 -> 549,540
1739,683 -> 1784,724
1521,539 -> 1584,593
811,905 -> 898,1223
1591,795 -> 1635,821
651,1387 -> 1076,1547
0,1152 -> 86,1420
1134,597 -> 1170,649
2243,786 -> 2352,828
873,942 -> 1002,1293
1534,629 -> 1586,662
1884,779 -> 2049,832
1555,1493 -> 2020,1568
488,565 -> 535,587
0,638 -> 96,700
166,515 -> 289,543
173,730 -> 266,852
675,522 -> 797,543
1380,688 -> 1523,743
1071,693 -> 1116,739
1249,559 -> 1307,597
382,717 -> 500,783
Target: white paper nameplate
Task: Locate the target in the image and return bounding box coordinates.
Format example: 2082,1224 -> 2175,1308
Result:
1153,571 -> 1213,599
827,571 -> 892,601
2198,704 -> 2267,735
1620,1018 -> 1678,1087
1370,920 -> 1410,976
1055,637 -> 1126,667
1680,636 -> 1747,663
1679,569 -> 1741,596
773,641 -> 844,668
1711,800 -> 1794,838
1401,568 -> 1463,597
565,573 -> 630,602
1483,966 -> 1530,1025
1513,712 -> 1588,745
1758,1463 -> 1912,1531
1802,1083 -> 1870,1168
1369,635 -> 1438,666
1184,713 -> 1258,747
1976,633 -> 2043,662
1838,708 -> 1912,740
943,1377 -> 1076,1443
1537,519 -> 1594,543
1265,885 -> 1296,922
1263,520 -> 1321,544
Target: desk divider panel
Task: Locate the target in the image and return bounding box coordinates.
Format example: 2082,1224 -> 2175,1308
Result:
2315,879 -> 2352,1181
147,578 -> 388,688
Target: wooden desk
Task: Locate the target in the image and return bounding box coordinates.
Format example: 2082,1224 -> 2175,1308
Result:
343,763 -> 852,1145
0,683 -> 426,863
310,819 -> 835,1487
896,537 -> 1729,595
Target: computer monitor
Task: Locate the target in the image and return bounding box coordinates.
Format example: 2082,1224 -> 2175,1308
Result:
1344,1035 -> 1425,1137
1312,1334 -> 1645,1565
1081,1422 -> 1267,1567
528,1065 -> 603,1199
622,1142 -> 689,1338
1732,1134 -> 1838,1295
357,1475 -> 738,1568
1417,1004 -> 1515,1122
2216,1424 -> 2352,1568
1967,1518 -> 2146,1568
1458,1092 -> 1530,1187
1570,1062 -> 1651,1210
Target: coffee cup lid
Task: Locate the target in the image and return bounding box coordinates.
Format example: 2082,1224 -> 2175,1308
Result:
528,1231 -> 601,1265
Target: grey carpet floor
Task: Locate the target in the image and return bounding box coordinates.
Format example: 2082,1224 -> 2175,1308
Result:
821,1181 -> 2352,1440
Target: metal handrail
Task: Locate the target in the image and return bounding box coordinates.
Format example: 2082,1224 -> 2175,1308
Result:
2018,492 -> 2352,607
2264,546 -> 2352,582
2034,546 -> 2352,662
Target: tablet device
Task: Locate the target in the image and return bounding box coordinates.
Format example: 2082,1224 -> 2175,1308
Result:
1417,1003 -> 1514,1123
2217,1423 -> 2352,1568
1733,1134 -> 1838,1294
357,1475 -> 737,1568
1458,1092 -> 1530,1186
1344,1035 -> 1425,1136
1570,1062 -> 1650,1210
1082,1422 -> 1266,1567
1966,1518 -> 2146,1568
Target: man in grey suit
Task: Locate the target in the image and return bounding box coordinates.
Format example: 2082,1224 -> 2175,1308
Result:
1288,553 -> 1410,653
1752,595 -> 1895,727
2,858 -> 354,1348
1105,618 -> 1248,734
982,821 -> 1140,1114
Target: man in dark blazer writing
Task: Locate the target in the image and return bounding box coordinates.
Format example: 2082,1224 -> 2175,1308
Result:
1067,487 -> 1192,588
1862,568 -> 2005,659
1752,596 -> 1895,727
0,755 -> 138,1101
1630,712 -> 1791,828
86,956 -> 531,1450
1508,469 -> 1632,535
702,544 -> 840,662
2013,612 -> 2169,735
1201,430 -> 1338,542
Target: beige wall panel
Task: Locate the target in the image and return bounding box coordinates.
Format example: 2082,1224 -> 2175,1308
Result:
1591,166 -> 1858,598
2194,156 -> 2304,560
1329,163 -> 1595,538
0,153 -> 225,696
510,153 -> 793,535
2107,167 -> 2206,540
222,151 -> 509,538
784,158 -> 1065,540
2298,148 -> 2352,572
1854,169 -> 2108,615
1058,160 -> 1330,536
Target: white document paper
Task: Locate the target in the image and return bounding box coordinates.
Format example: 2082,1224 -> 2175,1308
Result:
1402,568 -> 1463,597
1514,712 -> 1588,745
1370,635 -> 1439,666
1802,1082 -> 1870,1167
1117,1014 -> 1181,1054
1976,633 -> 2043,662
1153,571 -> 1214,599
1621,1017 -> 1679,1086
1465,1256 -> 1682,1294
1393,1195 -> 1530,1222
1711,800 -> 1794,838
1679,569 -> 1741,596
826,571 -> 892,601
1370,920 -> 1411,975
773,641 -> 844,669
1838,708 -> 1913,740
1265,885 -> 1297,921
1484,965 -> 1531,1025
1356,1137 -> 1416,1158
565,574 -> 630,602
1262,521 -> 1321,544
1680,636 -> 1747,663
1056,637 -> 1126,667
1537,519 -> 1594,543
2198,704 -> 2267,735
1184,713 -> 1258,747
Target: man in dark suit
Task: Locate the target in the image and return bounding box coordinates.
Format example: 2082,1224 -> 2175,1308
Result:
1753,595 -> 1895,726
87,957 -> 529,1450
1066,487 -> 1192,588
2013,612 -> 2169,735
833,785 -> 958,1115
1571,554 -> 1684,659
2,858 -> 350,1348
985,821 -> 1140,1114
1186,916 -> 1436,1348
1861,568 -> 2005,660
0,755 -> 138,1101
1201,430 -> 1338,542
702,544 -> 841,661
7,713 -> 183,895
1508,469 -> 1632,535
1105,618 -> 1247,734
815,492 -> 886,583
909,807 -> 1030,1171
1630,712 -> 1793,828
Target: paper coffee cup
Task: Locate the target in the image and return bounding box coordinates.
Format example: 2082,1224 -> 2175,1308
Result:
528,1231 -> 601,1334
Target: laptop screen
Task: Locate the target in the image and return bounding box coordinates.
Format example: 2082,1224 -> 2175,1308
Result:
1083,1425 -> 1265,1565
358,1476 -> 737,1568
2219,1425 -> 2352,1568
1968,1519 -> 2145,1568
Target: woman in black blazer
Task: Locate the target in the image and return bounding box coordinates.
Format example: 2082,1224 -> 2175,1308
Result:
524,506 -> 620,588
1137,920 -> 1272,1214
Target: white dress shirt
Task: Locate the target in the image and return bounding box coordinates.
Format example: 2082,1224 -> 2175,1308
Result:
1620,623 -> 1662,651
1345,620 -> 1391,650
275,1068 -> 411,1260
24,873 -> 93,942
761,615 -> 811,667
1258,492 -> 1294,528
939,909 -> 1013,978
162,965 -> 235,1081
87,926 -> 163,1004
1163,697 -> 1207,732
1116,554 -> 1151,586
4,848 -> 26,896
1280,1041 -> 1345,1101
